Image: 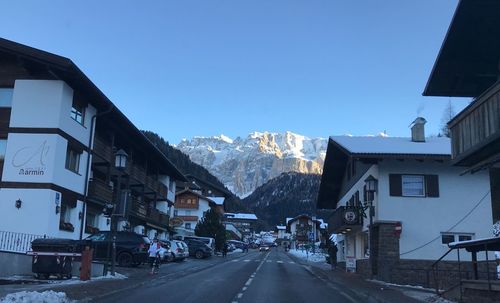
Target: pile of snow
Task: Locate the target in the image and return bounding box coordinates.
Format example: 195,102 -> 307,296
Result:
289,249 -> 327,263
93,272 -> 127,280
0,291 -> 73,303
229,249 -> 243,254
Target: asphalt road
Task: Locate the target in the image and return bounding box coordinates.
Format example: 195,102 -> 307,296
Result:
92,249 -> 367,303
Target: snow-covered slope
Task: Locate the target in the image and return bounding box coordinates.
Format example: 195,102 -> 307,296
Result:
176,131 -> 327,197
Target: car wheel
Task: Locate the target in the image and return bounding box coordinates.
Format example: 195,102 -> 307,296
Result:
117,252 -> 133,267
195,250 -> 204,259
167,253 -> 174,263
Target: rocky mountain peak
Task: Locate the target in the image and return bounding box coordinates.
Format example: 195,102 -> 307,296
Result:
176,131 -> 327,197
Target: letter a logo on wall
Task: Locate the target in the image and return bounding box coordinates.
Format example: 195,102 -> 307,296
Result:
12,140 -> 50,176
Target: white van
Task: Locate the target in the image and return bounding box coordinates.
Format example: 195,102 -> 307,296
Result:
175,236 -> 215,249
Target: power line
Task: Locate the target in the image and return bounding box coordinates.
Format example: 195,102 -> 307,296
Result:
399,190 -> 491,256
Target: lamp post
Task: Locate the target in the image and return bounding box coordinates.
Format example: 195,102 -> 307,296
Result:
364,175 -> 378,278
111,149 -> 128,276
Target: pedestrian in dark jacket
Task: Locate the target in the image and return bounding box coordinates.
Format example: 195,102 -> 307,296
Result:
222,243 -> 228,257
328,243 -> 338,270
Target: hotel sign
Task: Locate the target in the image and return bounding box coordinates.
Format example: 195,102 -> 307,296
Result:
12,140 -> 50,176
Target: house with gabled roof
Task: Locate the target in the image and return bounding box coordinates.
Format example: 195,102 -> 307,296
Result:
317,119 -> 493,286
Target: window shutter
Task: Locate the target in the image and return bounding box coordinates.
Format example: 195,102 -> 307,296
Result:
389,174 -> 402,196
425,175 -> 439,197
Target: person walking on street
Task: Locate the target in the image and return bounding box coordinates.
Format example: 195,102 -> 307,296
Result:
328,243 -> 338,270
222,243 -> 228,258
148,238 -> 161,274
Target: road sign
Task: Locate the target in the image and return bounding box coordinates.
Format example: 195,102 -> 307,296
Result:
346,256 -> 356,273
308,232 -> 314,240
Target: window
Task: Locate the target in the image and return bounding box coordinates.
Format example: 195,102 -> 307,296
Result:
441,233 -> 474,245
70,101 -> 85,125
173,210 -> 178,216
185,223 -> 192,229
86,212 -> 97,227
390,174 -> 439,197
65,147 -> 81,173
0,139 -> 6,161
402,175 -> 425,197
60,205 -> 71,223
0,88 -> 13,107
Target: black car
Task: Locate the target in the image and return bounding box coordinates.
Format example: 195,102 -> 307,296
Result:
85,231 -> 149,267
183,239 -> 213,259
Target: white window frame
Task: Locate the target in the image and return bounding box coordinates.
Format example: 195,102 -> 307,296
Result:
441,233 -> 474,245
65,147 -> 81,174
402,175 -> 425,197
70,101 -> 85,125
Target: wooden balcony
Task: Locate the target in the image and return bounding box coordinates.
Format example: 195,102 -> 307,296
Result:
131,165 -> 146,183
327,206 -> 362,234
88,179 -> 113,204
131,199 -> 148,218
93,135 -> 112,161
449,82 -> 500,166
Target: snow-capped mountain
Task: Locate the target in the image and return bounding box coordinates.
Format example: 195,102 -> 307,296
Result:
176,131 -> 327,197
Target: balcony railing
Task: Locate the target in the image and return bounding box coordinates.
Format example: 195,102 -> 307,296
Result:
93,135 -> 112,161
449,81 -> 500,165
0,230 -> 50,254
88,179 -> 113,204
327,206 -> 363,233
131,165 -> 146,183
131,199 -> 148,218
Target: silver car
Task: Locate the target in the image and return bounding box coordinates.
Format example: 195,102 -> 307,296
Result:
165,240 -> 189,261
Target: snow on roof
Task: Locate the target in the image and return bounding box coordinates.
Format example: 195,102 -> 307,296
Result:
225,213 -> 258,220
276,225 -> 286,230
210,197 -> 225,205
330,136 -> 451,156
286,218 -> 292,224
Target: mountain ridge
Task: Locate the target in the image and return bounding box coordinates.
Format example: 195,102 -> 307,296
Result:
177,131 -> 327,197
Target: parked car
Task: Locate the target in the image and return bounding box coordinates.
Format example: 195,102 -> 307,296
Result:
85,231 -> 149,267
184,239 -> 213,259
227,240 -> 246,250
259,245 -> 270,252
177,236 -> 216,250
165,240 -> 189,261
158,241 -> 172,263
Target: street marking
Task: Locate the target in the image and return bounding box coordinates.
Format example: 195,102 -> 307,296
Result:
245,278 -> 253,286
232,252 -> 270,303
266,260 -> 272,263
237,293 -> 243,299
244,259 -> 250,262
242,287 -> 247,291
289,261 -> 295,264
277,261 -> 283,264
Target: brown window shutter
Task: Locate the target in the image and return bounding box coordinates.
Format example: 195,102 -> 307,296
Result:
389,174 -> 402,196
363,185 -> 367,202
425,175 -> 439,197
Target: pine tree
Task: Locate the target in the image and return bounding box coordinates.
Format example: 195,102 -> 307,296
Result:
195,209 -> 226,251
440,100 -> 456,137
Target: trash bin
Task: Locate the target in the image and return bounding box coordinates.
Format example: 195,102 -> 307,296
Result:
30,238 -> 80,280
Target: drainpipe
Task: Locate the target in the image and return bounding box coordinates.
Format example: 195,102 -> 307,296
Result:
79,104 -> 115,240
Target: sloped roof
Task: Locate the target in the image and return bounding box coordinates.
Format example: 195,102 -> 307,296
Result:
224,213 -> 258,220
210,197 -> 225,206
330,136 -> 451,156
0,37 -> 186,182
423,0 -> 500,97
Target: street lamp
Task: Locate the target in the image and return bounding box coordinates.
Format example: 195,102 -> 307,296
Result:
364,175 -> 378,278
111,149 -> 128,276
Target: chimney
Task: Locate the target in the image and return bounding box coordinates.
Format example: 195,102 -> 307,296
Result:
411,117 -> 426,142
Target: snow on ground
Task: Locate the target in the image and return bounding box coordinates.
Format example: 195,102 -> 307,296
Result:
403,290 -> 456,303
371,280 -> 455,303
288,249 -> 327,263
0,290 -> 73,303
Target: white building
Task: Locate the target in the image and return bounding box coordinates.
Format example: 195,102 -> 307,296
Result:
286,214 -> 324,247
173,189 -> 223,236
317,119 -> 494,284
0,38 -> 186,247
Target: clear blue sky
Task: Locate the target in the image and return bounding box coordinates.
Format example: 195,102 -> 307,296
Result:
0,1 -> 469,144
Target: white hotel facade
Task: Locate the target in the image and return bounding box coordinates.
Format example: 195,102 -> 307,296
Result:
0,38 -> 186,244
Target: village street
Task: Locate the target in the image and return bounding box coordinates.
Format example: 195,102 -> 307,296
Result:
86,249 -> 418,303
